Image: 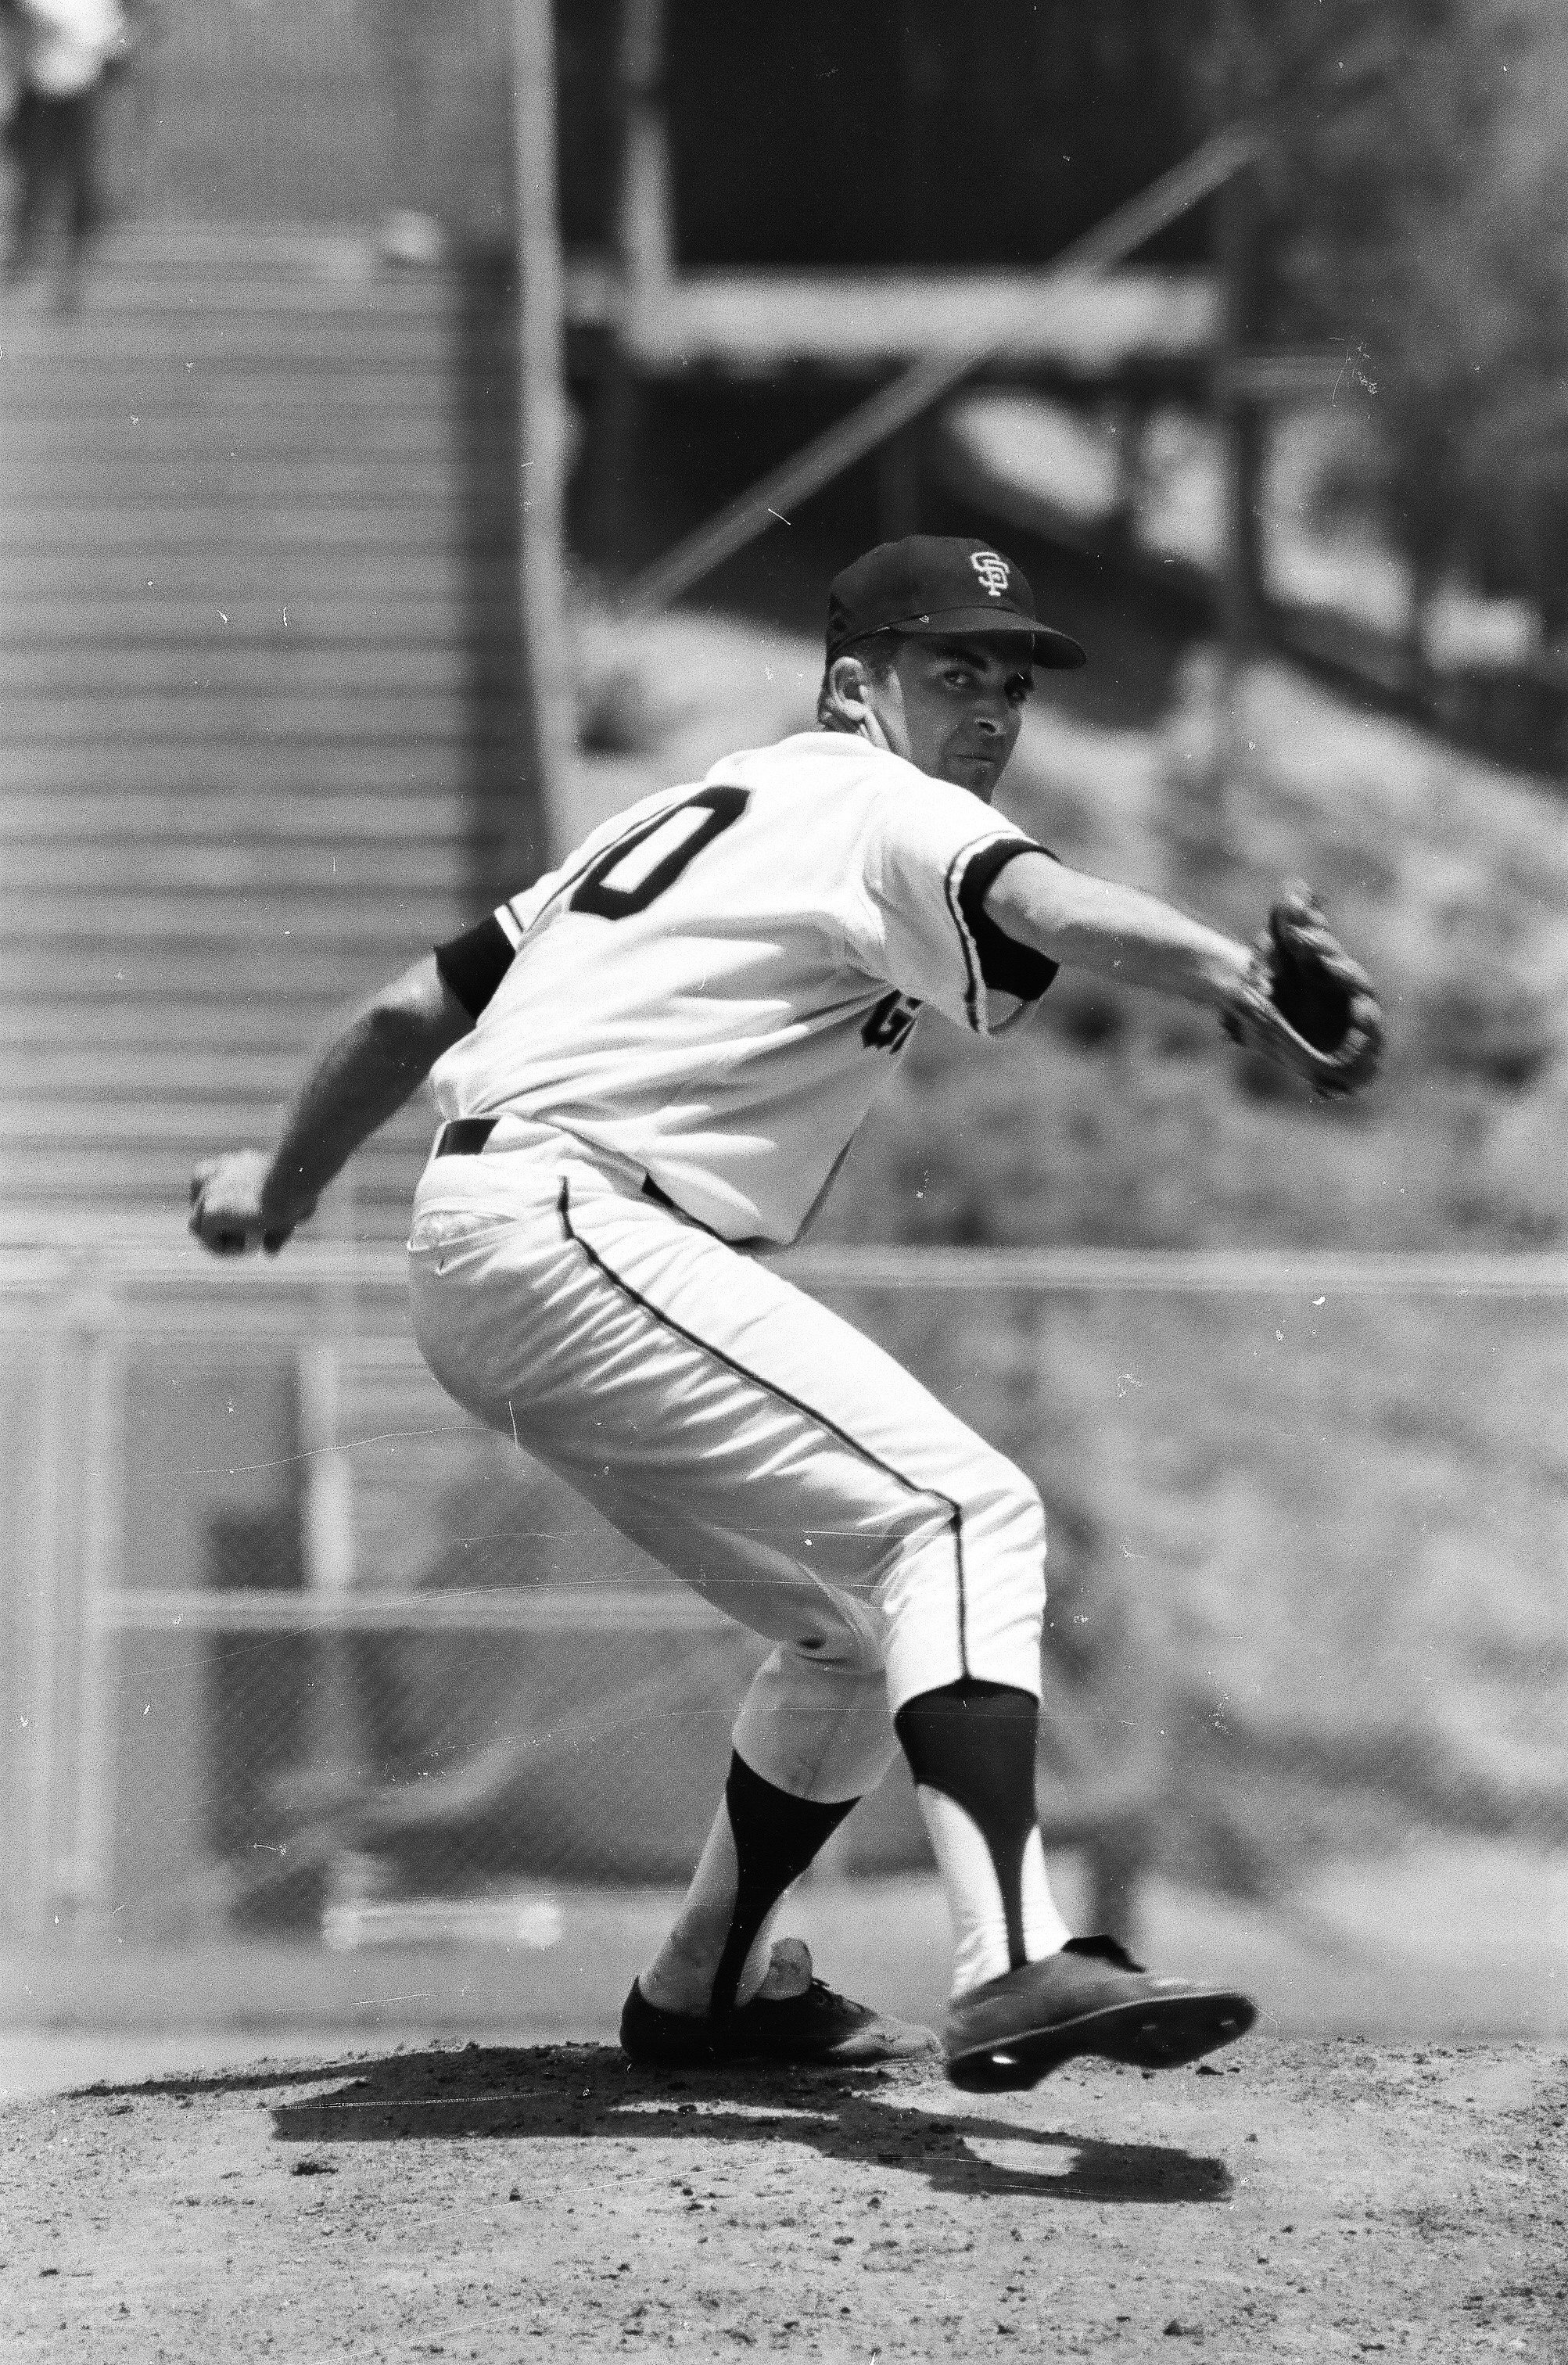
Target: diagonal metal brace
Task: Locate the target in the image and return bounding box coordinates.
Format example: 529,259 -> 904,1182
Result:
619,125 -> 1261,620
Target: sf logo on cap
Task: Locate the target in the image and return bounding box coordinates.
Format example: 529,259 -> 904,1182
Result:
971,550 -> 1010,598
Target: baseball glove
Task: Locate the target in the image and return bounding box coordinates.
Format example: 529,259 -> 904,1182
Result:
1220,884 -> 1383,1100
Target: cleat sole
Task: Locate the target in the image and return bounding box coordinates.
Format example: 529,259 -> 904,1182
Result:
947,1989 -> 1257,2094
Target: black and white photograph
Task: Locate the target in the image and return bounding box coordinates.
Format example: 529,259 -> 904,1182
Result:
1,2 -> 1563,2356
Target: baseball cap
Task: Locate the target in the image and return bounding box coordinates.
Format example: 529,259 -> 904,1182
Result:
825,535 -> 1086,667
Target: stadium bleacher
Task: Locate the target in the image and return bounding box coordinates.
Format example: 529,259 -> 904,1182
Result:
0,227 -> 535,1243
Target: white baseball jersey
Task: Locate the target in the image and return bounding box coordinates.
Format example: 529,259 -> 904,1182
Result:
429,730 -> 1057,1245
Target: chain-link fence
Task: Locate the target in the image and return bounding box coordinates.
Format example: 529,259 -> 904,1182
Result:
4,1240 -> 1565,1956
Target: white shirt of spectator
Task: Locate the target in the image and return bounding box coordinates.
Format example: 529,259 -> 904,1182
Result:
20,0 -> 127,97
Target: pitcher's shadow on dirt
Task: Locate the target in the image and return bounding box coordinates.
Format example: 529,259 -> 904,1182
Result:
90,2041 -> 1231,2205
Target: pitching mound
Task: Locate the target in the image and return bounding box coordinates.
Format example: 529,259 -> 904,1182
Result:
4,2037 -> 1563,2359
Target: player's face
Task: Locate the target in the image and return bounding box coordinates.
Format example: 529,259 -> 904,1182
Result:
874,637 -> 1033,799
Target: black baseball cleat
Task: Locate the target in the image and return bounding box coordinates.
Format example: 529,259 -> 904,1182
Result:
620,1940 -> 940,2069
945,1934 -> 1257,2093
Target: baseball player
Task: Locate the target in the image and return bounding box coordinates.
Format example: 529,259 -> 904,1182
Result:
190,535 -> 1381,2090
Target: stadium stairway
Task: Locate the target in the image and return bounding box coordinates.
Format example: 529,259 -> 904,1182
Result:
0,224 -> 541,1247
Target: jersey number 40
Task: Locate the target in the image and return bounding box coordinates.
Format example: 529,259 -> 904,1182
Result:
569,787 -> 750,921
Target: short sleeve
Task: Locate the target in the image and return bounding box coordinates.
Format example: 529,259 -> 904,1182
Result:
432,785 -> 705,1019
433,904 -> 525,1019
850,778 -> 1060,1034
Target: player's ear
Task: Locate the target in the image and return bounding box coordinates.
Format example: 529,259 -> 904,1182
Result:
822,653 -> 874,728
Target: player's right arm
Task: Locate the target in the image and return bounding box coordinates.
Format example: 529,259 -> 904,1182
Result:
188,954 -> 473,1256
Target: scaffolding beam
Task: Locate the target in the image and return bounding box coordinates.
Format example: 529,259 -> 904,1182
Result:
620,126 -> 1261,619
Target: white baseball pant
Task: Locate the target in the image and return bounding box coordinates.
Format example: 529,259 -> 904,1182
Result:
407,1126 -> 1047,1806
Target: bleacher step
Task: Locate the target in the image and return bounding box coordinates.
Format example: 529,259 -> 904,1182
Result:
2,892 -> 475,939
0,746 -> 526,797
0,792 -> 506,842
0,553 -> 519,601
0,645 -> 514,695
8,1001 -> 394,1049
0,228 -> 528,1241
5,844 -> 501,893
0,601 -> 515,648
0,509 -> 515,551
0,947 -> 454,1001
5,1051 -> 306,1100
0,460 -> 493,508
1,694 -> 521,742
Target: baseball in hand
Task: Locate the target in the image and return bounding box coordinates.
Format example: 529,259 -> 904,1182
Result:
188,1150 -> 307,1256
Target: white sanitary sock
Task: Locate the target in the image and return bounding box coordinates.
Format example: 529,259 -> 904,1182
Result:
916,1785 -> 1072,1996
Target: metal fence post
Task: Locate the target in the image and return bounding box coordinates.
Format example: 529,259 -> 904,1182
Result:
297,1333 -> 375,1918
22,1307 -> 74,1939
63,1287 -> 127,1935
510,0 -> 576,867
299,1337 -> 356,1603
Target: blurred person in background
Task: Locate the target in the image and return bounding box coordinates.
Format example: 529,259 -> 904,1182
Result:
2,0 -> 134,307
362,0 -> 447,267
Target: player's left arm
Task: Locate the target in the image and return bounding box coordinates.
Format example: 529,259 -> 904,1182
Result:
188,954 -> 472,1255
984,855 -> 1383,1096
982,854 -> 1252,1008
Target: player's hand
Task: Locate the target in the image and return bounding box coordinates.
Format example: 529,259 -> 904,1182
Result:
188,1150 -> 312,1257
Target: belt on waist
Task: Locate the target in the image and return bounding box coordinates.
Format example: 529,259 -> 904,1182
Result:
434,1118 -> 685,1222
434,1117 -> 499,1157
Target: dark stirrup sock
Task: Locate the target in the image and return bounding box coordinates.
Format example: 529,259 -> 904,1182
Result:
895,1678 -> 1040,1972
707,1752 -> 858,2019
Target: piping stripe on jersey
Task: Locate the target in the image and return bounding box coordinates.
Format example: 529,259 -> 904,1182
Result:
956,838 -> 1060,1003
943,834 -> 1058,1028
555,1178 -> 970,1675
942,845 -> 986,1031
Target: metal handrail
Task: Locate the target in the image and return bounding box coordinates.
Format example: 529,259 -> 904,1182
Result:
93,1585 -> 727,1635
4,1237 -> 1566,1306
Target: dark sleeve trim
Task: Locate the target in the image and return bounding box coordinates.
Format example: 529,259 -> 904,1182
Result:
941,848 -> 983,1031
433,914 -> 517,1021
957,838 -> 1060,1003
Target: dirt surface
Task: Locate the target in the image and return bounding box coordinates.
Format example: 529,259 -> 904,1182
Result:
2,2036 -> 1563,2362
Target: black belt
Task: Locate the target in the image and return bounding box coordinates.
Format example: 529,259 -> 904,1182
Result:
435,1118 -> 687,1222
434,1118 -> 499,1156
